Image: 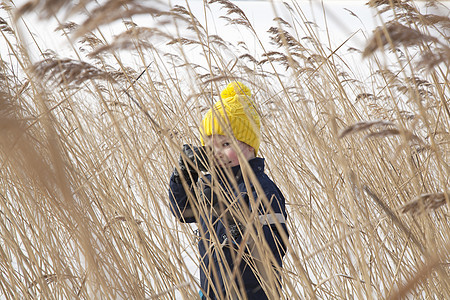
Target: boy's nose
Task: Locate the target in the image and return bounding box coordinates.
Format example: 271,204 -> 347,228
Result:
214,150 -> 223,160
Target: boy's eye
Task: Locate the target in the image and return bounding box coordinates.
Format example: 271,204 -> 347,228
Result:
222,142 -> 230,147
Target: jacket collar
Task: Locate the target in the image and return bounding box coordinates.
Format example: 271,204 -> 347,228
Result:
215,157 -> 265,183
233,157 -> 264,174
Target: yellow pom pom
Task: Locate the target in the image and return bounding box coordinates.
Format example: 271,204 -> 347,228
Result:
220,81 -> 251,100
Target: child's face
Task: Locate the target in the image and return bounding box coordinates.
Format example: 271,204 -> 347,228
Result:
204,135 -> 255,168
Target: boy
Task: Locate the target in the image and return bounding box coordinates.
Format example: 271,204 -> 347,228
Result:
168,82 -> 288,299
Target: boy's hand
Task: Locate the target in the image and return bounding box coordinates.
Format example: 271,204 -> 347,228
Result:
173,144 -> 209,185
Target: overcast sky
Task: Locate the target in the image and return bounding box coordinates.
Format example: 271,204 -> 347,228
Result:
1,1 -> 448,77
2,1 -> 378,57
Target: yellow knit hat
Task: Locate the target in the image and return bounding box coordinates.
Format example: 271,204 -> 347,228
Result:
200,81 -> 261,155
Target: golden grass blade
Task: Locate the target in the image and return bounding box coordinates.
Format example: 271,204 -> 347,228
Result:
338,120 -> 394,138
401,192 -> 448,215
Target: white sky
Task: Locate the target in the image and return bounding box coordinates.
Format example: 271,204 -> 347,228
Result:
2,1 -> 378,59
2,1 -> 448,76
1,0 -> 445,87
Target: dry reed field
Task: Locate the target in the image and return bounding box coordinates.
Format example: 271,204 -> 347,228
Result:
0,0 -> 449,299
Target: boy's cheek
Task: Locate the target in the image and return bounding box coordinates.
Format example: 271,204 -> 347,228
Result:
224,150 -> 239,163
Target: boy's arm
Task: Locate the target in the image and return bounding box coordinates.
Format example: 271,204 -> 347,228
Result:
168,144 -> 209,223
256,211 -> 288,267
168,173 -> 197,223
244,188 -> 288,297
258,187 -> 289,262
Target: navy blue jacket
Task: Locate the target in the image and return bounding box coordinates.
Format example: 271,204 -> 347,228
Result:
168,158 -> 288,299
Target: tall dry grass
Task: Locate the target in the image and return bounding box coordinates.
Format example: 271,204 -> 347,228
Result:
0,0 -> 449,299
